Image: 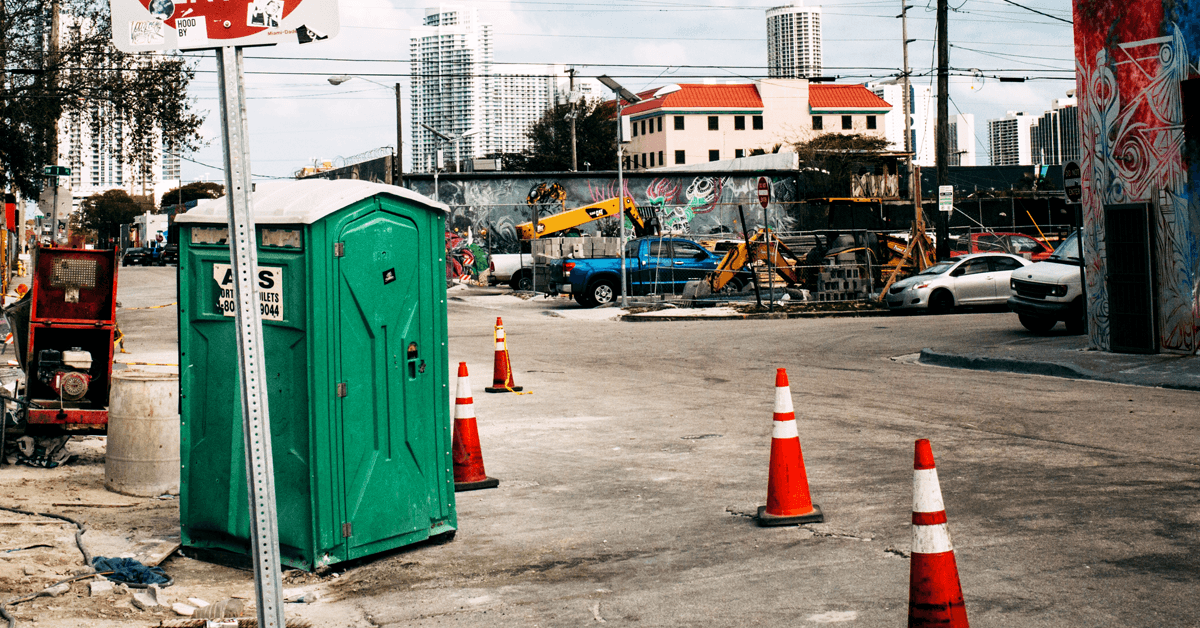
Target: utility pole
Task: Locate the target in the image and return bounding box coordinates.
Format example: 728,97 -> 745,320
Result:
568,68 -> 578,172
48,0 -> 62,244
935,0 -> 950,260
394,83 -> 405,187
900,1 -> 920,238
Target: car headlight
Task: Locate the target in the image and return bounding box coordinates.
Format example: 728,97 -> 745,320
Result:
1052,284 -> 1068,297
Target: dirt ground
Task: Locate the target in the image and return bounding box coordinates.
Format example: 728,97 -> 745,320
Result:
0,436 -> 370,626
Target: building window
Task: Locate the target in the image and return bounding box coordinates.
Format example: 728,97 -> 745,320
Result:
735,149 -> 744,158
641,120 -> 647,135
657,117 -> 663,133
753,115 -> 764,130
632,121 -> 638,137
650,152 -> 655,167
658,150 -> 664,165
842,115 -> 852,129
734,116 -> 746,130
674,116 -> 684,130
675,150 -> 685,164
648,118 -> 654,134
641,154 -> 647,168
813,116 -> 823,130
709,149 -> 720,161
708,116 -> 719,130
866,115 -> 877,130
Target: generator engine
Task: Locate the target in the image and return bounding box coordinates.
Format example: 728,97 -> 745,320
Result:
36,348 -> 93,402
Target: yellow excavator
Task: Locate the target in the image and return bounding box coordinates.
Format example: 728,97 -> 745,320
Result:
705,228 -> 807,293
515,197 -> 659,240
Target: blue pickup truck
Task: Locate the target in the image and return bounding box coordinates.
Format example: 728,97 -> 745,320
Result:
548,237 -> 750,307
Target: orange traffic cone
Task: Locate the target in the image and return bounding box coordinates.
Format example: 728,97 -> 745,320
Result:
908,439 -> 969,627
452,362 -> 499,491
484,317 -> 523,393
757,368 -> 823,526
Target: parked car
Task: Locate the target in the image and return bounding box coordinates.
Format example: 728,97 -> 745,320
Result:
884,253 -> 1032,312
159,244 -> 179,266
121,247 -> 152,266
1007,230 -> 1085,334
951,232 -> 1054,261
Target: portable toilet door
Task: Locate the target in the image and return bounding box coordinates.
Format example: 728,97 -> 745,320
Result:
333,203 -> 446,559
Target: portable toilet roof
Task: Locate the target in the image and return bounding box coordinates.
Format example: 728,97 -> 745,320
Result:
175,179 -> 448,225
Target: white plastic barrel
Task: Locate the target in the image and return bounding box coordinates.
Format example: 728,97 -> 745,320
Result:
104,371 -> 180,497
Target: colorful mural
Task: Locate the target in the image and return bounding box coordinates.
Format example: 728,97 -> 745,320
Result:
409,173 -> 802,254
1074,1 -> 1200,354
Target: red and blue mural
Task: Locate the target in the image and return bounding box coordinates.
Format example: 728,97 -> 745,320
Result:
1074,0 -> 1200,353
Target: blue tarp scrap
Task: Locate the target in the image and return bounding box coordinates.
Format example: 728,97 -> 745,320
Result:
91,556 -> 170,586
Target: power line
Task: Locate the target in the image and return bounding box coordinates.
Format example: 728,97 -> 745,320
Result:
998,0 -> 1073,23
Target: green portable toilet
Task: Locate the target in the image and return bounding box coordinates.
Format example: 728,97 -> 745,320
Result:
175,179 -> 455,570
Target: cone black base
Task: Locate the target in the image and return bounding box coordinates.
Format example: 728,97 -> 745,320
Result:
484,385 -> 523,393
454,477 -> 500,492
756,504 -> 824,526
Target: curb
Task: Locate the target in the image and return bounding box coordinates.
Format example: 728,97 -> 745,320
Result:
917,348 -> 1200,391
621,310 -> 892,322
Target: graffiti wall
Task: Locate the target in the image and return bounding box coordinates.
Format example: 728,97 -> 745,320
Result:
1074,0 -> 1200,354
405,172 -> 802,254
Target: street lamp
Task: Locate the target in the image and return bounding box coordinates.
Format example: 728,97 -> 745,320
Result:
597,75 -> 642,308
327,75 -> 404,187
419,123 -> 478,203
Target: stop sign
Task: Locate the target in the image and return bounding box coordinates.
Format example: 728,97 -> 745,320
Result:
757,177 -> 770,209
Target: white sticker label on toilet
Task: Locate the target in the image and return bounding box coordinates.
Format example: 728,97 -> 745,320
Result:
213,264 -> 284,321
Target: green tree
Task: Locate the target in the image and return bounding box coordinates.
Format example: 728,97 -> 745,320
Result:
512,99 -> 617,172
160,182 -> 225,211
792,133 -> 893,198
79,189 -> 143,246
0,0 -> 204,200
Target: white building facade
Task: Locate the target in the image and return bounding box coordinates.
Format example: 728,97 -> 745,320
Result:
59,112 -> 180,212
410,6 -> 597,171
867,79 -> 934,165
987,111 -> 1037,165
948,113 -> 976,166
1029,91 -> 1079,166
766,3 -> 823,79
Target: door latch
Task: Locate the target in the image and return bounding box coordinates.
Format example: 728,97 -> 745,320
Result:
336,382 -> 347,397
342,522 -> 352,538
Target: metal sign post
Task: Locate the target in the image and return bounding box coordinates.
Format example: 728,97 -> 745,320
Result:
216,46 -> 286,628
107,5 -> 340,626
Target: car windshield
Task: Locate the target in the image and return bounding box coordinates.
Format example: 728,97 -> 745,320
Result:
1048,231 -> 1081,263
917,261 -> 955,276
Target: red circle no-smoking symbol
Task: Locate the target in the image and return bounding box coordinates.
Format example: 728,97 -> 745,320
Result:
140,0 -> 301,40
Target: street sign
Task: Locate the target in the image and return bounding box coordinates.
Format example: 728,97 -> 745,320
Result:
938,185 -> 954,213
1063,160 -> 1082,203
42,165 -> 70,177
109,0 -> 340,52
757,176 -> 771,209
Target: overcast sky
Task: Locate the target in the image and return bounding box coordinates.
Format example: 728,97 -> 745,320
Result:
177,0 -> 1075,183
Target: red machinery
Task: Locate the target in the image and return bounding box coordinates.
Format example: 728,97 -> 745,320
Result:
5,246 -> 118,433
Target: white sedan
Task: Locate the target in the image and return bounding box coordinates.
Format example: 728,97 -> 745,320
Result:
884,253 -> 1032,312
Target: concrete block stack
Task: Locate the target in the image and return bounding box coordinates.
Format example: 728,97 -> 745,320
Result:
816,265 -> 869,302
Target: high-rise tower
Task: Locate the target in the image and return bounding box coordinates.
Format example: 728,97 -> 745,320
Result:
766,3 -> 823,79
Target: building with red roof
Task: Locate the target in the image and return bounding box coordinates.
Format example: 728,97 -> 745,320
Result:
621,79 -> 890,171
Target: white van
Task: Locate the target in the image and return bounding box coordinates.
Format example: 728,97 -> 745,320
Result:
1007,230 -> 1086,334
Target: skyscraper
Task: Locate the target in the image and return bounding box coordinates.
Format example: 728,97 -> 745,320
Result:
1029,90 -> 1079,166
410,5 -> 493,172
766,3 -> 823,79
410,6 -> 597,171
987,111 -> 1037,166
868,79 -> 934,165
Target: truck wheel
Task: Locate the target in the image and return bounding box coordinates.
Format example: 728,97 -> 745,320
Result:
1019,314 -> 1057,334
588,280 -> 618,307
1065,300 -> 1086,335
510,271 -> 532,292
